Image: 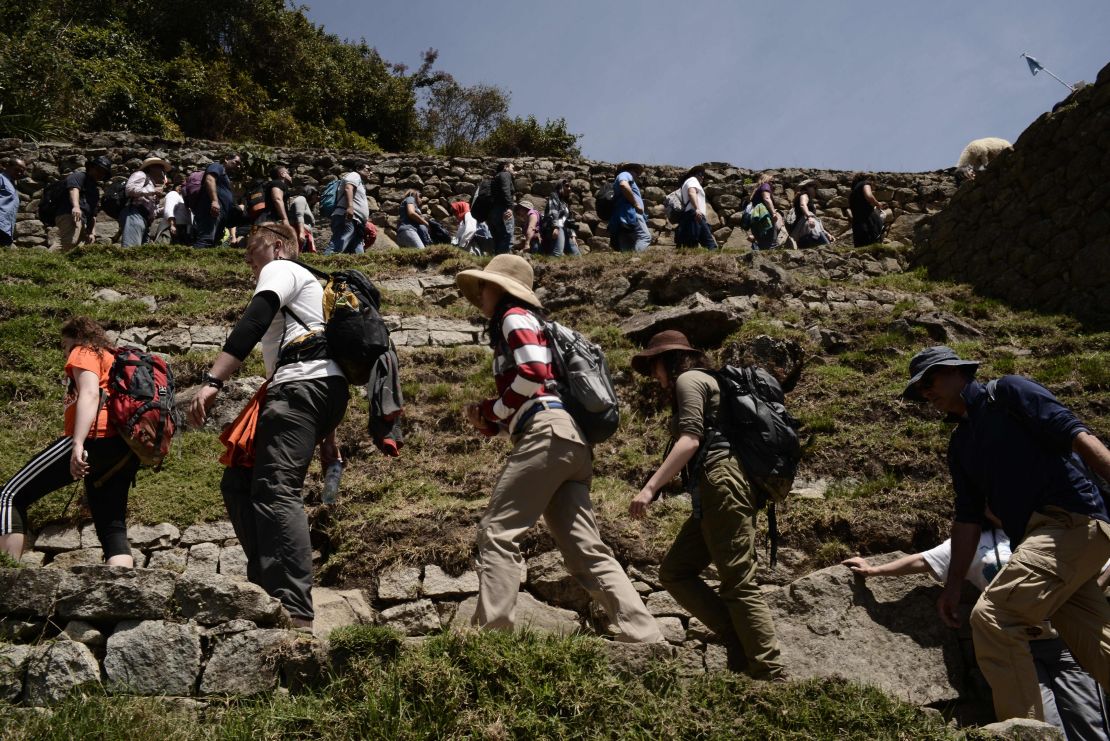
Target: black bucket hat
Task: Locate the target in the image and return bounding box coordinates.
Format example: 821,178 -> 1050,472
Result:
902,345 -> 979,402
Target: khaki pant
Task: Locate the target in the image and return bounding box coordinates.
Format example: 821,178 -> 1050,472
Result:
970,507 -> 1110,722
55,214 -> 91,248
473,408 -> 662,642
659,454 -> 785,679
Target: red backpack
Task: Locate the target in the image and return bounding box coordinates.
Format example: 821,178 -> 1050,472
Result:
104,348 -> 178,468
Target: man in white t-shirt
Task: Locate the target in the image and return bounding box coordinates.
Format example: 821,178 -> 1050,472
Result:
154,178 -> 191,244
675,164 -> 718,250
844,530 -> 1110,739
324,163 -> 371,255
190,222 -> 349,630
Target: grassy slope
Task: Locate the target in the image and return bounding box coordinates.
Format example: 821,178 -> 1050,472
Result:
1,244 -> 1107,580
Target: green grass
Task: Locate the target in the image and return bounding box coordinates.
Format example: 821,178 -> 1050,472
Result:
0,629 -> 958,740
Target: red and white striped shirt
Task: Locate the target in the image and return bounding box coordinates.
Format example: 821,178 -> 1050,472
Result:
479,306 -> 558,433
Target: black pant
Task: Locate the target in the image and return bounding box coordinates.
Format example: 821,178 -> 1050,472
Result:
0,435 -> 139,557
220,376 -> 349,620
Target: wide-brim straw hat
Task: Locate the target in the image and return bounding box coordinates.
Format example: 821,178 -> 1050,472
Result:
141,156 -> 172,172
515,200 -> 535,211
456,254 -> 543,310
902,345 -> 979,402
631,330 -> 701,376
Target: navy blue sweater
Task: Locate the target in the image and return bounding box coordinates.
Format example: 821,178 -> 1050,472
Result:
948,376 -> 1108,543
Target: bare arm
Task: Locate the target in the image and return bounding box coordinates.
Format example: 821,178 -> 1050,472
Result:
405,202 -> 427,226
862,184 -> 884,209
937,521 -> 980,627
1073,430 -> 1110,485
630,433 -> 701,518
69,369 -> 101,479
270,187 -> 289,224
760,189 -> 776,217
344,183 -> 355,219
205,173 -> 220,216
843,553 -> 931,577
69,187 -> 82,225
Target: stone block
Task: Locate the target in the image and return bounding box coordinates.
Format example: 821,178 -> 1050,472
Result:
147,327 -> 192,354
18,550 -> 45,567
199,629 -> 294,695
147,548 -> 188,573
23,640 -> 101,706
379,599 -> 440,636
180,521 -> 237,546
421,565 -> 479,598
0,644 -> 31,702
79,523 -> 99,549
656,617 -> 686,645
104,620 -> 203,696
0,567 -> 65,616
62,620 -> 106,650
127,523 -> 180,550
526,550 -> 591,612
377,565 -> 422,602
186,542 -> 220,574
56,566 -> 176,621
218,544 -> 249,581
34,525 -> 82,552
644,591 -> 690,618
174,572 -> 285,626
312,587 -> 378,639
452,592 -> 580,636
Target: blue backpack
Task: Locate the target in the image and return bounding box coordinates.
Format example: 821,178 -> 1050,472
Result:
319,179 -> 342,214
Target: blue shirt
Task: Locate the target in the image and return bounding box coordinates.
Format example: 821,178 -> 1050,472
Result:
205,163 -> 234,210
948,377 -> 1107,543
610,171 -> 643,229
0,172 -> 17,238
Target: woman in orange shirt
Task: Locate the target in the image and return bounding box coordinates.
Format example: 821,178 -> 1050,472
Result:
0,317 -> 139,565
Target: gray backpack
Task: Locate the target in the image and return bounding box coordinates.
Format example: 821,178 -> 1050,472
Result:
543,321 -> 620,444
664,189 -> 685,224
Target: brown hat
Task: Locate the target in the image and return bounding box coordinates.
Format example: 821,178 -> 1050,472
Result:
631,330 -> 700,376
456,254 -> 543,310
617,162 -> 644,174
683,163 -> 709,181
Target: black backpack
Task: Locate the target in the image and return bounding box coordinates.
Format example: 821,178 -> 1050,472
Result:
471,179 -> 493,223
284,261 -> 390,386
595,182 -> 615,221
543,321 -> 620,444
37,180 -> 69,223
100,180 -> 129,220
692,365 -> 802,566
427,219 -> 452,245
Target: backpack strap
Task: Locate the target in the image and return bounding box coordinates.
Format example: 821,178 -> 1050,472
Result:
291,259 -> 330,281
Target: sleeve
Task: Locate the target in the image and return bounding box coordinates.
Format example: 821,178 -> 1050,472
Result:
125,171 -> 147,198
289,198 -> 305,225
995,375 -> 1089,451
163,192 -> 176,219
949,436 -> 985,524
674,372 -> 709,439
223,291 -> 280,360
65,172 -> 84,190
253,261 -> 299,307
64,347 -> 105,380
479,310 -> 548,422
919,540 -> 951,583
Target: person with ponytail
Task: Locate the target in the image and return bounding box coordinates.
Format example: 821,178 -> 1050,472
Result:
629,330 -> 786,679
455,254 -> 662,642
0,317 -> 140,564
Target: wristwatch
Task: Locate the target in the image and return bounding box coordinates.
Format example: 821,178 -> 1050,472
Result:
203,373 -> 225,391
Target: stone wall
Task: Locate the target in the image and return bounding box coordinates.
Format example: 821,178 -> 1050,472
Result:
1,131 -> 956,251
913,61 -> 1110,328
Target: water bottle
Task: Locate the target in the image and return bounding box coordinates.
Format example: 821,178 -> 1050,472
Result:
322,460 -> 344,505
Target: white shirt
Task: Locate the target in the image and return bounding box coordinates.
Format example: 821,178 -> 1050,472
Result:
454,212 -> 477,250
162,190 -> 190,227
334,172 -> 369,222
681,176 -> 706,215
921,529 -> 1012,591
253,260 -> 344,385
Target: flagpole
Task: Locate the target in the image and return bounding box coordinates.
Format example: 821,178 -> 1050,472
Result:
1020,52 -> 1075,93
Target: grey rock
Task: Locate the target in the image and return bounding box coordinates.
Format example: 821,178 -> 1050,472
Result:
79,523 -> 99,549
0,644 -> 31,702
93,288 -> 125,303
138,295 -> 158,312
199,629 -> 294,695
452,592 -> 580,636
379,599 -> 440,636
174,572 -> 285,626
312,587 -> 378,639
0,620 -> 44,642
526,550 -> 591,612
203,619 -> 258,638
767,557 -> 960,706
189,325 -> 227,346
23,639 -> 101,706
18,551 -> 45,567
47,548 -> 107,569
147,548 -> 188,573
644,591 -> 690,618
62,620 -> 105,650
218,544 -> 249,581
620,293 -> 743,349
657,616 -> 686,644
0,567 -> 65,616
185,542 -> 220,574
704,643 -> 729,672
377,565 -> 422,602
979,719 -> 1065,740
421,565 -> 479,598
104,620 -> 203,696
56,566 -> 176,621
127,522 -> 180,550
180,521 -> 237,546
33,525 -> 82,552
147,327 -> 192,354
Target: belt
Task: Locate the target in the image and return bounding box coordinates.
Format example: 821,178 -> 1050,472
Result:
513,400 -> 564,433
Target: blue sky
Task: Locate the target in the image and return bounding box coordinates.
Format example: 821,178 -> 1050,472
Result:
303,0 -> 1109,172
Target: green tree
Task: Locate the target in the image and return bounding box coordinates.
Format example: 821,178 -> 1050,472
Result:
483,116 -> 582,159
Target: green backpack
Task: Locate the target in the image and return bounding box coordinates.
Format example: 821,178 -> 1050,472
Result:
749,202 -> 774,236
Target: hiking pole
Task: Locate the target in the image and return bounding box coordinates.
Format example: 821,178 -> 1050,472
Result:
1020,53 -> 1075,93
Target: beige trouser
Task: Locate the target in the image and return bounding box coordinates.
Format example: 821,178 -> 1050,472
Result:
55,214 -> 91,248
473,408 -> 662,643
659,454 -> 785,679
970,506 -> 1110,722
